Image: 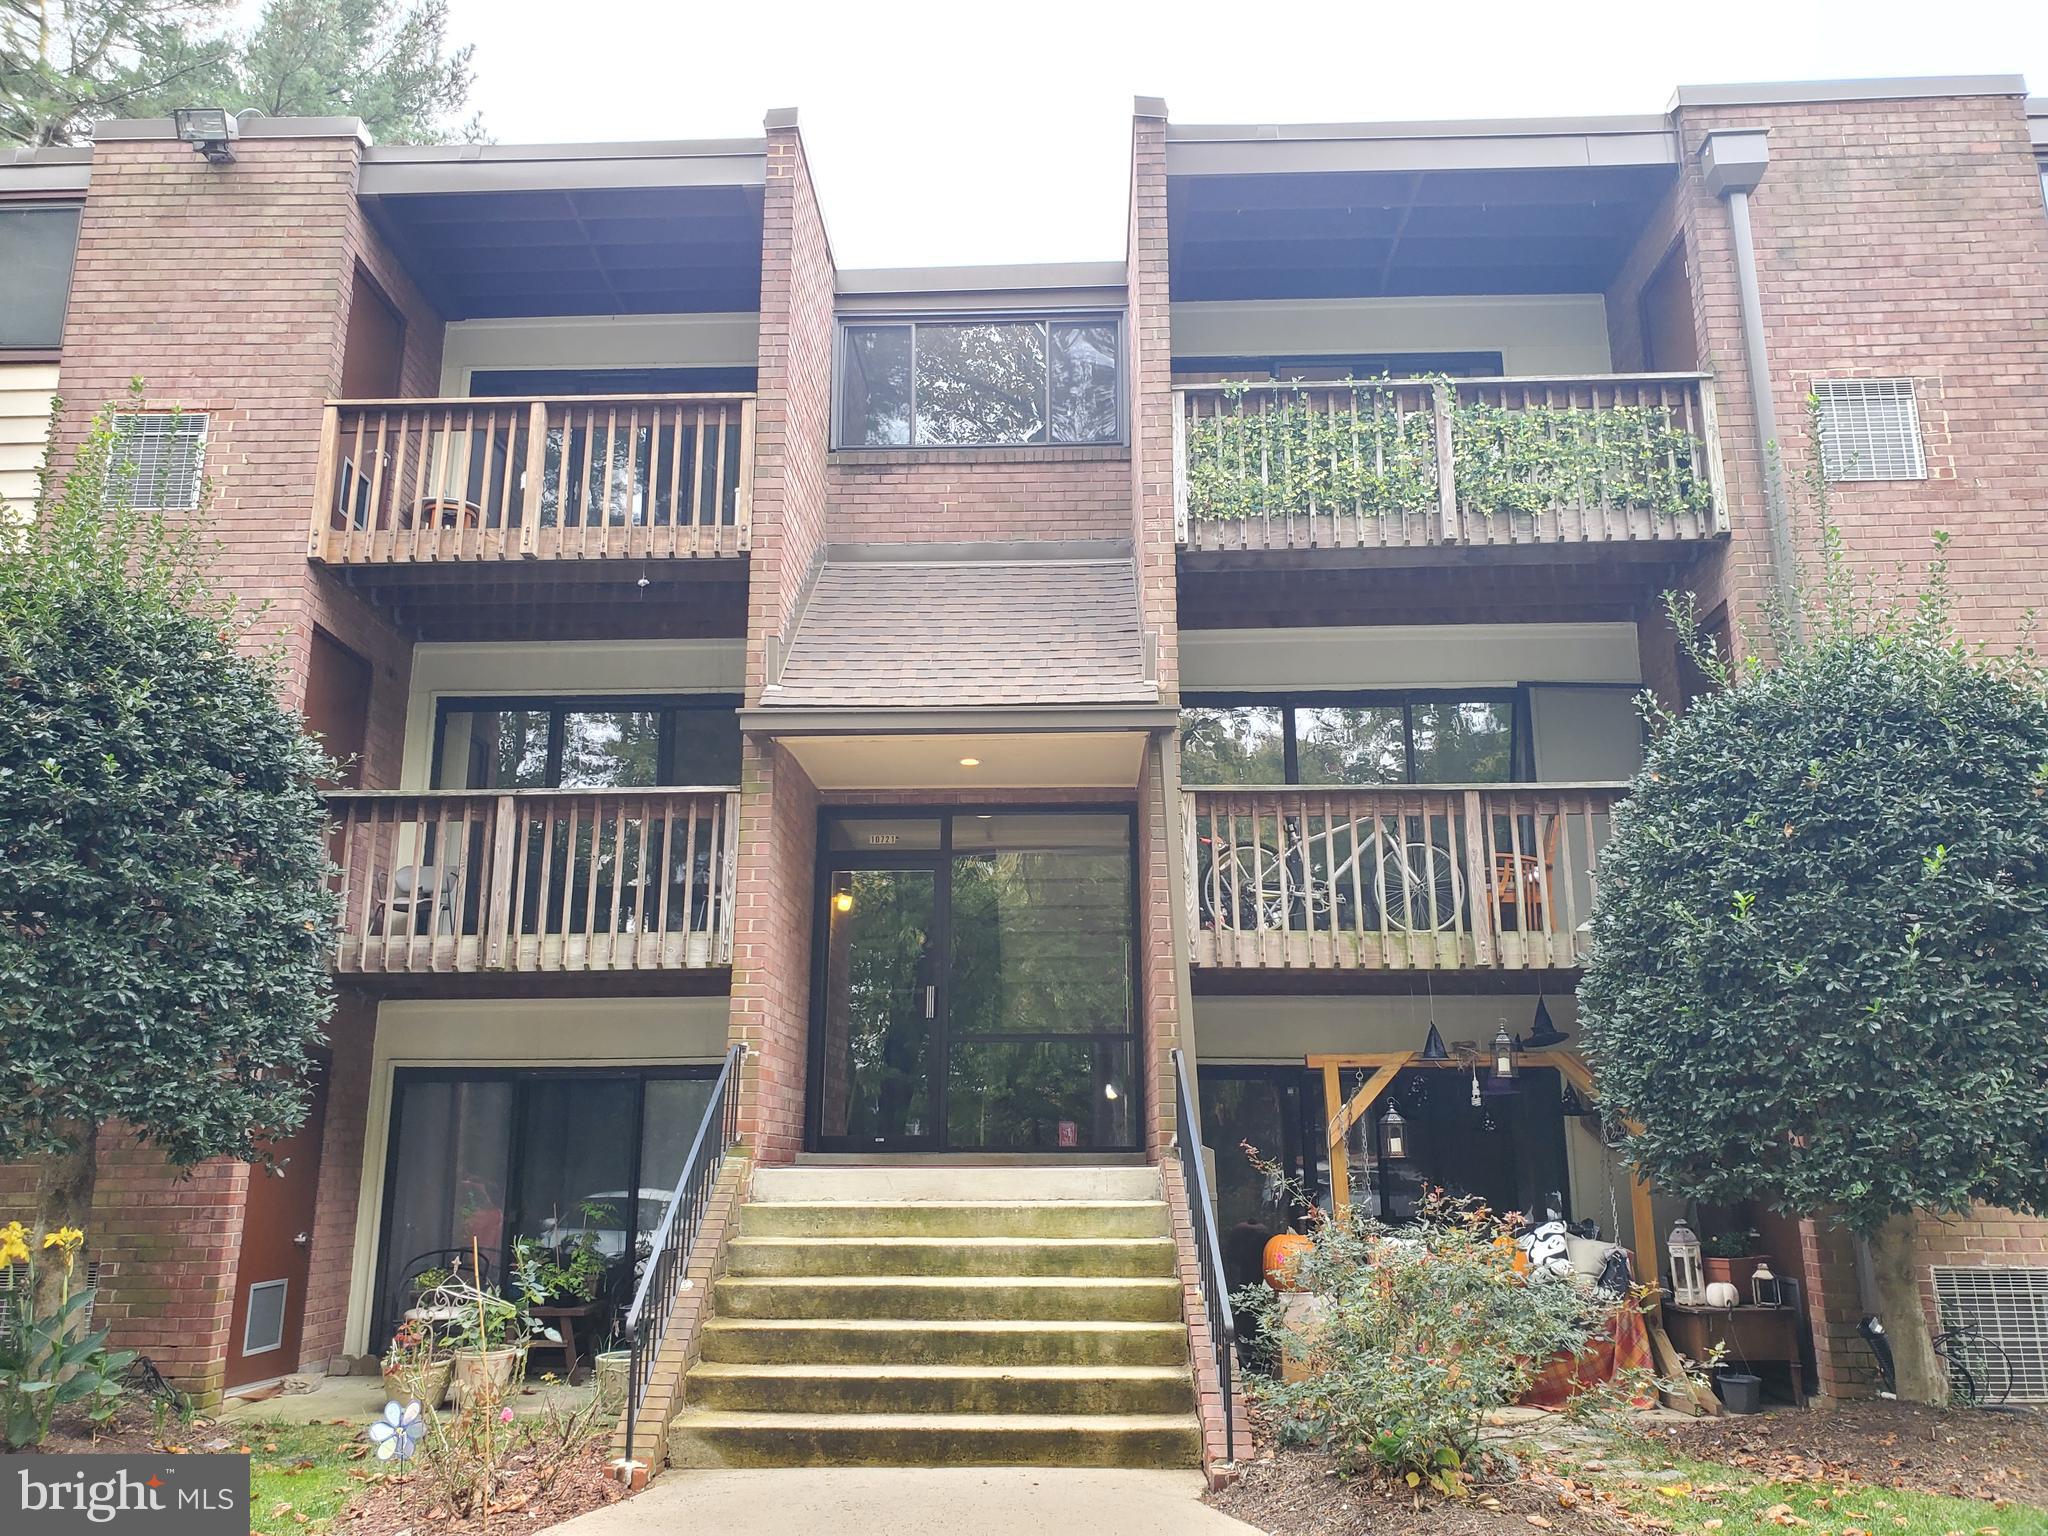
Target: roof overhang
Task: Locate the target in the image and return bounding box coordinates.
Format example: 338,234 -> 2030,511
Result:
0,146 -> 91,196
743,705 -> 1179,736
358,139 -> 766,197
1164,115 -> 1677,178
836,261 -> 1127,314
752,716 -> 1173,793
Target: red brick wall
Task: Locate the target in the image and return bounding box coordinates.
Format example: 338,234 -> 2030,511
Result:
725,739 -> 819,1164
748,117 -> 836,700
1136,738 -> 1184,1157
825,447 -> 1130,544
1128,104 -> 1179,701
297,992 -> 377,1369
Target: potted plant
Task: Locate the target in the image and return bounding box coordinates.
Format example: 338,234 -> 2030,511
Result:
425,1277 -> 535,1406
1701,1230 -> 1766,1295
379,1317 -> 451,1410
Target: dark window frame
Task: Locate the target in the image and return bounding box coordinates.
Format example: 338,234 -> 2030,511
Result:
1170,351 -> 1504,381
429,693 -> 743,790
1181,687 -> 1532,786
370,1064 -> 718,1348
833,311 -> 1126,450
805,805 -> 1144,1155
0,202 -> 82,353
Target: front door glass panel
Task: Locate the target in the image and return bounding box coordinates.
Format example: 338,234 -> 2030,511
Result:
818,867 -> 938,1146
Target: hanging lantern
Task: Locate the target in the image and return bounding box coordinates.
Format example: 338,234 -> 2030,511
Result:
1668,1218 -> 1707,1306
1525,994 -> 1568,1050
1420,1022 -> 1449,1061
1469,1065 -> 1482,1107
1380,1102 -> 1408,1161
831,873 -> 855,914
1750,1260 -> 1783,1309
1490,1024 -> 1520,1082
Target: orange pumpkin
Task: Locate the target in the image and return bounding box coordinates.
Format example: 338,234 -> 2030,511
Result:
1263,1231 -> 1314,1291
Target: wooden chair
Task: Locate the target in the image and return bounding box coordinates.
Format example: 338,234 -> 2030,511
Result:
1491,813 -> 1562,933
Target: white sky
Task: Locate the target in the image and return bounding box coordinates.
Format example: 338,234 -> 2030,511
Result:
443,0 -> 2047,270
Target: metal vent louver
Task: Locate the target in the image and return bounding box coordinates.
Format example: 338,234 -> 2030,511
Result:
1812,378 -> 1925,482
1932,1264 -> 2048,1402
111,412 -> 209,510
0,1259 -> 101,1329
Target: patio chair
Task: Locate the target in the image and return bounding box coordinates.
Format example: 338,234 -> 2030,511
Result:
379,863 -> 463,935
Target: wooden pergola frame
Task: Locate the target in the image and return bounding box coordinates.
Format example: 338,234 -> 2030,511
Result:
1307,1049 -> 1661,1320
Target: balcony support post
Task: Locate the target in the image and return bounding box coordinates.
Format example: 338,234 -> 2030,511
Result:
485,794 -> 517,967
1431,382 -> 1459,543
307,405 -> 339,560
520,402 -> 547,558
1461,789 -> 1496,967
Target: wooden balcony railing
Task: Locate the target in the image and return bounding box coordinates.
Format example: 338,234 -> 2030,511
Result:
326,788 -> 739,974
307,394 -> 754,565
1183,784 -> 1624,970
1173,374 -> 1726,553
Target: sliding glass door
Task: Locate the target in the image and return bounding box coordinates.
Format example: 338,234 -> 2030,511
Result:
809,811 -> 1138,1154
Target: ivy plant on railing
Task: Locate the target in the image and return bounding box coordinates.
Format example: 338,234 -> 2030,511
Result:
1182,379 -> 1714,525
1184,382 -> 1439,523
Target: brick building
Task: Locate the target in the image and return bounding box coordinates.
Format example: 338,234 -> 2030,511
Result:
2,75 -> 2046,1471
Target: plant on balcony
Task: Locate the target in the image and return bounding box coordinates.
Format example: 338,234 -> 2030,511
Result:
1579,537 -> 2048,1405
1182,378 -> 1714,525
0,391 -> 336,1324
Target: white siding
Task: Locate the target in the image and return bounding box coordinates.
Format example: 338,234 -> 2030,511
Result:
437,312 -> 760,395
0,361 -> 59,517
1170,295 -> 1613,377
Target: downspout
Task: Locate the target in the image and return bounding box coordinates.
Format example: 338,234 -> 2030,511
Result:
1700,128 -> 1803,643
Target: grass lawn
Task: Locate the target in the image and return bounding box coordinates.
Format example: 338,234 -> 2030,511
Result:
244,1421 -> 386,1536
1583,1449 -> 2048,1536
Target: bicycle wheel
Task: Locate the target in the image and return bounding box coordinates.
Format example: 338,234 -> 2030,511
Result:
1935,1327 -> 2014,1408
1377,840 -> 1463,933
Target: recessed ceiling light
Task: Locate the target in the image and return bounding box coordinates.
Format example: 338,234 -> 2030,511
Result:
958,757 -> 981,767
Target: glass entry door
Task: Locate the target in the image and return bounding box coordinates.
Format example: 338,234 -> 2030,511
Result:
809,812 -> 1139,1154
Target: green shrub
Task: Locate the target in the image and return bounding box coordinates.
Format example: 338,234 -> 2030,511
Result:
1234,1192 -> 1636,1493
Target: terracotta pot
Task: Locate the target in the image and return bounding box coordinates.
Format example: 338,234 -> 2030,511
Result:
1263,1231 -> 1314,1291
450,1346 -> 523,1408
381,1357 -> 452,1410
1703,1255 -> 1765,1294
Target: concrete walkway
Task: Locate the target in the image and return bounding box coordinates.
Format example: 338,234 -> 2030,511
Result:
553,1467 -> 1262,1535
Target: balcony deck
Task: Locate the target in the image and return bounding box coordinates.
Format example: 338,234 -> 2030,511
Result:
1173,374 -> 1726,560
326,788 -> 738,975
307,394 -> 753,567
1183,783 -> 1624,972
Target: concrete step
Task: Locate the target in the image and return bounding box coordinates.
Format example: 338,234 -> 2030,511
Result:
667,1409 -> 1203,1470
695,1318 -> 1191,1368
713,1275 -> 1183,1323
738,1199 -> 1170,1239
751,1165 -> 1161,1204
724,1235 -> 1178,1279
684,1362 -> 1196,1416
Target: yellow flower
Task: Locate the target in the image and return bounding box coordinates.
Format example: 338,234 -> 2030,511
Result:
0,1221 -> 28,1269
42,1227 -> 84,1254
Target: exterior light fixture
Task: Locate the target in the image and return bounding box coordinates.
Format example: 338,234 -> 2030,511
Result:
1524,993 -> 1568,1050
173,107 -> 239,165
1668,1218 -> 1707,1306
831,874 -> 854,914
1103,1082 -> 1120,1102
1379,1102 -> 1408,1161
1490,1023 -> 1520,1082
958,756 -> 981,768
1420,1022 -> 1449,1061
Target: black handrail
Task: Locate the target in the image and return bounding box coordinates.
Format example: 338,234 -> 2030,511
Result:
1170,1047 -> 1237,1465
620,1041 -> 744,1471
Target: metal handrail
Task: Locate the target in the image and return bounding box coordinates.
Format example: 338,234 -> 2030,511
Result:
1170,1047 -> 1237,1465
620,1041 -> 744,1470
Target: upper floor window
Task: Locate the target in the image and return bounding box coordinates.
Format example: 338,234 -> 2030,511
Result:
1812,378 -> 1926,482
433,696 -> 741,790
837,315 -> 1121,448
1181,693 -> 1525,787
110,413 -> 208,510
0,205 -> 81,351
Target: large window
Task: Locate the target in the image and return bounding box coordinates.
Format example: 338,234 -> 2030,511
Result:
1181,693 -> 1525,786
0,205 -> 80,350
373,1067 -> 714,1346
836,316 -> 1121,447
432,696 -> 741,789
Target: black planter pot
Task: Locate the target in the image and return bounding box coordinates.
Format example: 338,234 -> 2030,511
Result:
1717,1370 -> 1763,1414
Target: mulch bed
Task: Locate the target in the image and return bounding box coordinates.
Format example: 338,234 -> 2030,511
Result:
333,1440 -> 627,1536
1663,1400 -> 2048,1509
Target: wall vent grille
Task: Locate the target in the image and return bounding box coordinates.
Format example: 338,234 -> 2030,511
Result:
111,412 -> 209,510
1932,1264 -> 2048,1402
1812,378 -> 1926,482
0,1259 -> 101,1329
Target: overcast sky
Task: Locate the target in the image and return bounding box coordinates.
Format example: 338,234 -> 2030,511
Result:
443,0 -> 2045,271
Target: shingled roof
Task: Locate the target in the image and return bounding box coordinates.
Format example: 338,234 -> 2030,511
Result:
764,558 -> 1153,709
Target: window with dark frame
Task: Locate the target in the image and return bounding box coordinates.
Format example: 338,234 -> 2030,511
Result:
1179,692 -> 1527,787
836,315 -> 1122,448
0,205 -> 81,350
430,696 -> 742,790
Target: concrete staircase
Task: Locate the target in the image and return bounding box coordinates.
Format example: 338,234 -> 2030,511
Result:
667,1164 -> 1203,1469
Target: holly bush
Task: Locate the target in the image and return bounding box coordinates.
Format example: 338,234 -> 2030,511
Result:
1578,569 -> 2048,1237
0,397 -> 335,1191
